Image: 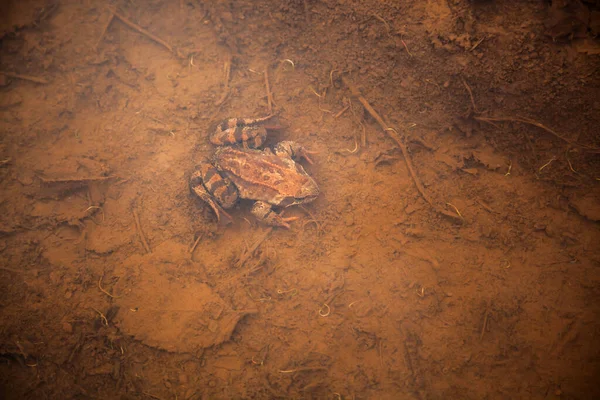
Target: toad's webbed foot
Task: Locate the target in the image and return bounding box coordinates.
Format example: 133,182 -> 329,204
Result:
274,141 -> 317,164
251,201 -> 298,229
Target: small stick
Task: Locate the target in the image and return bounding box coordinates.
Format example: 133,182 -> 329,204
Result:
0,71 -> 48,84
189,233 -> 204,255
95,12 -> 114,49
264,69 -> 273,114
342,76 -> 462,223
474,116 -> 600,152
39,175 -> 118,184
334,105 -> 350,118
480,308 -> 490,341
359,123 -> 367,148
132,208 -> 151,254
110,8 -> 176,55
470,36 -> 486,52
279,366 -> 328,374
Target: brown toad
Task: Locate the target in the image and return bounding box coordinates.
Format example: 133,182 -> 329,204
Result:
190,117 -> 319,228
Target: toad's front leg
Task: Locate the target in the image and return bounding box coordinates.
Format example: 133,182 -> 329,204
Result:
274,141 -> 317,164
190,162 -> 239,224
251,201 -> 299,229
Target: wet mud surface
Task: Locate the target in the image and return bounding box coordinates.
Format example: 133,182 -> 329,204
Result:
1,0 -> 600,399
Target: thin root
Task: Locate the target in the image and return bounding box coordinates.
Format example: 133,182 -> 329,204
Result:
342,138 -> 359,154
277,288 -> 297,295
318,303 -> 331,317
279,366 -> 328,374
329,69 -> 339,88
445,203 -> 463,220
371,14 -> 391,37
91,307 -> 109,326
474,116 -> 600,152
538,157 -> 556,172
98,272 -> 122,299
505,161 -> 512,176
280,59 -> 295,70
401,35 -> 413,57
85,206 -> 105,222
461,77 -> 479,113
308,85 -> 323,98
565,150 -> 578,173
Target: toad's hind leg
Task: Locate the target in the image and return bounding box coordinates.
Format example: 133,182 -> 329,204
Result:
251,201 -> 299,229
190,163 -> 238,225
210,125 -> 267,148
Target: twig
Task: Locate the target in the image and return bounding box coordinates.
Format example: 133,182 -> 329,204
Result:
279,366 -> 328,374
470,36 -> 486,51
264,69 -> 273,114
132,208 -> 151,254
39,175 -> 118,184
480,308 -> 490,341
334,105 -> 350,118
0,71 -> 48,84
474,116 -> 600,152
95,11 -> 115,49
189,233 -> 204,255
110,8 -> 177,56
342,76 -> 462,223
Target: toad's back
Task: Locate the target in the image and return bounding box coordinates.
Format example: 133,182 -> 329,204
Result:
213,147 -> 318,207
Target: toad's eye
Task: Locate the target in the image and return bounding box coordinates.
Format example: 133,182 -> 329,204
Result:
262,175 -> 270,181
